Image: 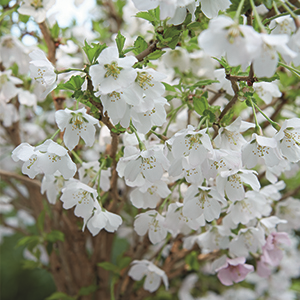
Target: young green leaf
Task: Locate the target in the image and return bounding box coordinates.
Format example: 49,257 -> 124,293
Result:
133,36 -> 148,55
82,41 -> 107,64
115,31 -> 126,55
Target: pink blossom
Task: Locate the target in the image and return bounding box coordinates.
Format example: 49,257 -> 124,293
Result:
257,232 -> 291,277
262,232 -> 291,266
216,257 -> 254,286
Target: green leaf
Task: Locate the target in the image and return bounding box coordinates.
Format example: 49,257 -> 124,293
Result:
18,14 -> 30,23
203,109 -> 217,122
187,22 -> 202,30
17,236 -> 41,252
82,41 -> 107,64
212,56 -> 229,69
221,105 -> 235,125
190,79 -> 219,90
162,82 -> 176,92
133,36 -> 148,55
0,0 -> 11,5
45,230 -> 65,243
115,31 -> 126,55
56,75 -> 85,91
165,95 -> 176,101
185,251 -> 200,271
78,285 -> 98,296
147,50 -> 166,60
135,11 -> 157,24
123,46 -> 136,55
46,242 -> 54,256
257,73 -> 280,82
51,22 -> 60,39
228,0 -> 251,14
117,256 -> 131,270
22,260 -> 41,270
97,262 -> 119,274
37,210 -> 45,233
193,95 -> 209,115
46,292 -> 75,300
262,0 -> 273,9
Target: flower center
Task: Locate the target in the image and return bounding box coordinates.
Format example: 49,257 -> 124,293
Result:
3,38 -> 14,49
31,0 -> 43,9
136,72 -> 154,90
34,68 -> 46,85
108,91 -> 122,102
0,74 -> 8,88
70,112 -> 88,132
141,156 -> 157,171
226,25 -> 242,44
104,61 -> 121,79
76,190 -> 89,204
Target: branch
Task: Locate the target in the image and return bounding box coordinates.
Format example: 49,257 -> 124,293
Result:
280,185 -> 300,201
38,21 -> 56,65
0,169 -> 41,188
135,40 -> 158,62
218,64 -> 255,123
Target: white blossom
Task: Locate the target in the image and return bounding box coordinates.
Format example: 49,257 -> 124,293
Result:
29,49 -> 57,100
128,260 -> 169,292
60,180 -> 97,225
11,140 -> 76,179
89,46 -> 137,94
18,0 -> 56,23
55,107 -> 100,150
134,210 -> 168,244
87,204 -> 122,235
199,0 -> 231,19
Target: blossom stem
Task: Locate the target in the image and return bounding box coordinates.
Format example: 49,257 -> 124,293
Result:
278,62 -> 300,77
252,100 -> 281,131
250,98 -> 262,134
278,0 -> 298,19
150,130 -> 168,141
163,103 -> 186,136
55,68 -> 86,74
159,179 -> 184,212
263,9 -> 300,25
91,159 -> 106,186
155,234 -> 171,262
50,129 -> 60,140
197,116 -> 208,130
273,1 -> 281,15
249,0 -> 266,32
71,150 -> 83,164
234,0 -> 246,22
129,122 -> 146,151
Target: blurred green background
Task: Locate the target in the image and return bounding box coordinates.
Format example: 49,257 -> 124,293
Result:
0,233 -> 56,300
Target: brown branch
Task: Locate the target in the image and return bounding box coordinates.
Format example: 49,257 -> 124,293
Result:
136,41 -> 158,62
107,131 -> 120,211
102,0 -> 123,32
38,21 -> 56,65
208,90 -> 225,105
0,217 -> 29,236
261,94 -> 288,129
218,65 -> 255,123
280,184 -> 300,201
217,90 -> 238,123
0,169 -> 41,188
